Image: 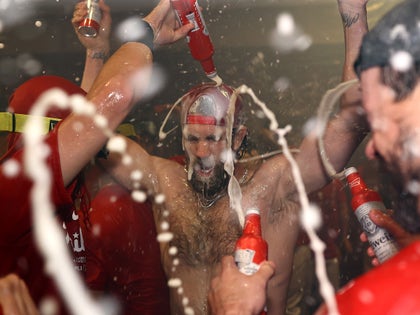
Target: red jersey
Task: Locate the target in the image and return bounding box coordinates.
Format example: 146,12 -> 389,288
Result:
319,240 -> 420,315
82,184 -> 170,315
0,127 -> 86,315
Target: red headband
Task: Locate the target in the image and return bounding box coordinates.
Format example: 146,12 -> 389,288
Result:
185,114 -> 226,126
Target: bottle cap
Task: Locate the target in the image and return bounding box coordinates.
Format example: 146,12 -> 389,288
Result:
246,208 -> 260,216
206,70 -> 218,79
200,58 -> 217,78
344,167 -> 357,176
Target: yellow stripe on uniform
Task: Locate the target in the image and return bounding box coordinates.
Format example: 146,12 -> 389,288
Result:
0,112 -> 60,134
0,112 -> 137,137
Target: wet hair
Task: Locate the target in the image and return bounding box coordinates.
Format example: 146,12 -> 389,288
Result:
380,62 -> 420,102
354,0 -> 420,74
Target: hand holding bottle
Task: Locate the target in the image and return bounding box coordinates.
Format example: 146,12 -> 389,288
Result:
360,209 -> 420,266
143,0 -> 194,46
209,256 -> 275,315
169,0 -> 218,78
234,208 -> 269,315
72,0 -> 111,50
345,167 -> 399,264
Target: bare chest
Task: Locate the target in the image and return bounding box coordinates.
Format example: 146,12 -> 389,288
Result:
157,191 -> 242,268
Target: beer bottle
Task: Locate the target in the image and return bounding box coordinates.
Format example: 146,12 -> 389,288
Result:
170,0 -> 217,79
234,208 -> 268,315
344,167 -> 399,263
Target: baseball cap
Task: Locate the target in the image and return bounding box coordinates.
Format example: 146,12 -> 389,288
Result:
180,82 -> 244,128
3,75 -> 86,157
354,0 -> 420,76
8,75 -> 86,118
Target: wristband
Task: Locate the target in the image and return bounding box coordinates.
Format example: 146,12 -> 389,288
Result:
140,20 -> 155,52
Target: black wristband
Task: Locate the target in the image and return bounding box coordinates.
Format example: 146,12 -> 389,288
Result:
140,20 -> 155,52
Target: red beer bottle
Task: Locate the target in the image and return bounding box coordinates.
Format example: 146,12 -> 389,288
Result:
235,208 -> 268,315
344,167 -> 399,263
170,0 -> 217,79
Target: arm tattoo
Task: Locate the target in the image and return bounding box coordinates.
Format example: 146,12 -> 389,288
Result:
341,12 -> 360,28
89,51 -> 109,62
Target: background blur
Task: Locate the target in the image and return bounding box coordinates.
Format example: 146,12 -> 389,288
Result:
0,0 -> 401,153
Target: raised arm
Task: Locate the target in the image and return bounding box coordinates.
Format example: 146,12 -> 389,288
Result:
338,0 -> 368,91
72,0 -> 112,92
59,0 -> 192,186
294,0 -> 369,194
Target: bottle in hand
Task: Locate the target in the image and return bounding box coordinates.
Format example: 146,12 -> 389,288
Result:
344,167 -> 399,263
234,208 -> 268,314
78,0 -> 101,38
170,0 -> 217,79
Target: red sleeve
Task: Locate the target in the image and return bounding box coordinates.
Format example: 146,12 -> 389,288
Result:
0,126 -> 79,315
83,184 -> 170,314
332,241 -> 420,315
0,126 -> 74,243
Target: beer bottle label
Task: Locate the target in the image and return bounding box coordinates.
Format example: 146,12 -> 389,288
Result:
354,201 -> 399,263
235,248 -> 260,275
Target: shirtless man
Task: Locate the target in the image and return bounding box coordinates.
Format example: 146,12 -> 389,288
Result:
103,3 -> 368,315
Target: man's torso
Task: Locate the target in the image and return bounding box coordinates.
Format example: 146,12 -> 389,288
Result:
154,157 -> 301,315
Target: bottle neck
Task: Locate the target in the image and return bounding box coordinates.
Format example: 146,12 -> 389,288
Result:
346,171 -> 368,195
243,214 -> 262,236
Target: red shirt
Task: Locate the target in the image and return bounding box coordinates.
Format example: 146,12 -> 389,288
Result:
319,241 -> 420,315
82,184 -> 170,315
0,127 -> 86,315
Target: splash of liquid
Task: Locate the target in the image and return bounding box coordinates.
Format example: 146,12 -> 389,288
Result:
210,74 -> 223,86
19,79 -> 351,315
315,79 -> 358,179
153,76 -> 349,314
22,88 -> 108,315
235,84 -> 340,315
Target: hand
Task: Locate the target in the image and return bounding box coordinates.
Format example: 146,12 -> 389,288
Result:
72,0 -> 111,54
360,209 -> 419,266
208,256 -> 275,315
143,0 -> 194,46
0,274 -> 39,315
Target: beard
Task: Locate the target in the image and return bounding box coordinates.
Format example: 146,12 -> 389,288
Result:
376,156 -> 420,233
389,129 -> 420,192
373,130 -> 420,227
189,160 -> 229,199
371,126 -> 420,192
